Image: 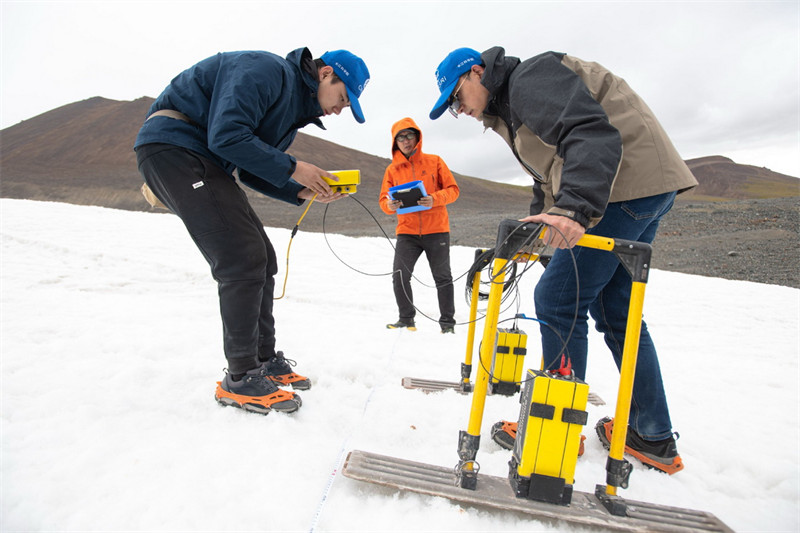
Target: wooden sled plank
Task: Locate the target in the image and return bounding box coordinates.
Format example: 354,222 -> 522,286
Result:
402,377 -> 606,406
342,450 -> 732,533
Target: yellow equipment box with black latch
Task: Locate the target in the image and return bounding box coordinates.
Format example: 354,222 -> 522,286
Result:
323,170 -> 360,194
509,369 -> 589,505
489,328 -> 527,396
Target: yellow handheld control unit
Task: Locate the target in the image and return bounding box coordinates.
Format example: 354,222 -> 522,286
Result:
323,169 -> 361,194
509,369 -> 589,505
489,328 -> 527,396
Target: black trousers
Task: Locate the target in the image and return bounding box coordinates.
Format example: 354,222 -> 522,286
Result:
136,144 -> 278,374
392,233 -> 455,327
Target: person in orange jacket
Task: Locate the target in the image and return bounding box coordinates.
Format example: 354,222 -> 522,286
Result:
379,117 -> 460,333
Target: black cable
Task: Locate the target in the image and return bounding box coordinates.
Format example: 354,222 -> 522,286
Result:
317,196 -> 581,346
536,223 -> 581,369
464,248 -> 520,304
321,195 -> 478,327
470,220 -> 581,379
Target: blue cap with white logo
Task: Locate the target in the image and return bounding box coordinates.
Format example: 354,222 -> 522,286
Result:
430,47 -> 482,120
321,50 -> 370,123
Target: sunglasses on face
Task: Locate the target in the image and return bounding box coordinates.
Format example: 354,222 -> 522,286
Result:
396,132 -> 417,142
448,75 -> 468,118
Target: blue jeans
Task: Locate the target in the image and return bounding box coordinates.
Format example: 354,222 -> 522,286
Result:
534,191 -> 677,440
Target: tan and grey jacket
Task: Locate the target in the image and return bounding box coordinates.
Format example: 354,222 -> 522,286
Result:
478,47 -> 697,228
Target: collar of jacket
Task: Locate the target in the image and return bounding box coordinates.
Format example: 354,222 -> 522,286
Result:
392,147 -> 421,166
479,46 -> 520,119
286,47 -> 325,131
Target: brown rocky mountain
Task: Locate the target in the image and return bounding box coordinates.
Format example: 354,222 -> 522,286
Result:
0,96 -> 534,246
685,155 -> 799,200
2,97 -> 798,287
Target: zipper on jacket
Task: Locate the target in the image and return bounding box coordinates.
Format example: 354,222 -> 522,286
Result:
504,117 -> 546,183
488,100 -> 547,184
510,139 -> 546,183
408,159 -> 424,237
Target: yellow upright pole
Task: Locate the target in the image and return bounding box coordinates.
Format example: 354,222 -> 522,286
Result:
604,280 -> 647,496
456,256 -> 508,488
466,258 -> 508,435
462,270 -> 482,390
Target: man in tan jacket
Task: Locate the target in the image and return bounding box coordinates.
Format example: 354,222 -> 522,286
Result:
430,47 -> 697,474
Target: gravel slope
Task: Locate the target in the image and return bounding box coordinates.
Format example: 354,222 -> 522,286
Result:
650,197 -> 799,288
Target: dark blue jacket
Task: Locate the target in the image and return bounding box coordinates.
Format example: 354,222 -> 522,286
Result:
135,48 -> 325,205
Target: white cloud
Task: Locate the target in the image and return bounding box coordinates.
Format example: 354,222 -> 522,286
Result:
2,1 -> 797,179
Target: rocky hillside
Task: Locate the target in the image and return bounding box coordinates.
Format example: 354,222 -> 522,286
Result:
685,156 -> 799,200
0,97 -> 531,245
2,97 -> 798,286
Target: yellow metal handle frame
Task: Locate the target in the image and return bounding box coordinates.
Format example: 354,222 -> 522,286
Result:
458,219 -> 652,496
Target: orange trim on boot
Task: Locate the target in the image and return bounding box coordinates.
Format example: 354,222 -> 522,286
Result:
495,421 -> 585,457
214,381 -> 297,411
269,372 -> 311,389
628,447 -> 684,475
600,419 -> 683,475
500,420 -> 517,438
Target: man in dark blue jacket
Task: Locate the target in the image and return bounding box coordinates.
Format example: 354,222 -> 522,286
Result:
135,47 -> 370,415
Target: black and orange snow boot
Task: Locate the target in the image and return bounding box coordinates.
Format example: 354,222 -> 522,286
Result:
261,351 -> 311,390
491,420 -> 518,450
215,367 -> 301,414
595,416 -> 684,475
491,420 -> 586,456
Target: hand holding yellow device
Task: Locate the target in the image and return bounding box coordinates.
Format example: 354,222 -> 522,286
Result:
323,170 -> 361,194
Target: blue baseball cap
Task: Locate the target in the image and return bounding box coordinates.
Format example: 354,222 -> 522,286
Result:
430,47 -> 482,120
321,50 -> 370,123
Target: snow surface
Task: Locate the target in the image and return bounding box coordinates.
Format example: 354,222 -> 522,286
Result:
1,198 -> 798,532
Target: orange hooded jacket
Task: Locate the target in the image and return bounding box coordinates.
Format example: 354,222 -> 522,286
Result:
379,117 -> 460,236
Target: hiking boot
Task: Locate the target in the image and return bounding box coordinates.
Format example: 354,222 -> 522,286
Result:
441,325 -> 455,334
491,420 -> 517,450
595,416 -> 684,475
491,420 -> 586,456
386,320 -> 416,331
215,367 -> 301,414
262,352 -> 311,390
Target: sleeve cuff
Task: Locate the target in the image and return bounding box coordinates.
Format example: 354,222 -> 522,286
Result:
547,206 -> 589,228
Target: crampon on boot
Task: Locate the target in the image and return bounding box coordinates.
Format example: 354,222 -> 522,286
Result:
215,367 -> 301,415
491,420 -> 518,450
595,416 -> 684,475
262,351 -> 311,390
491,420 -> 585,456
